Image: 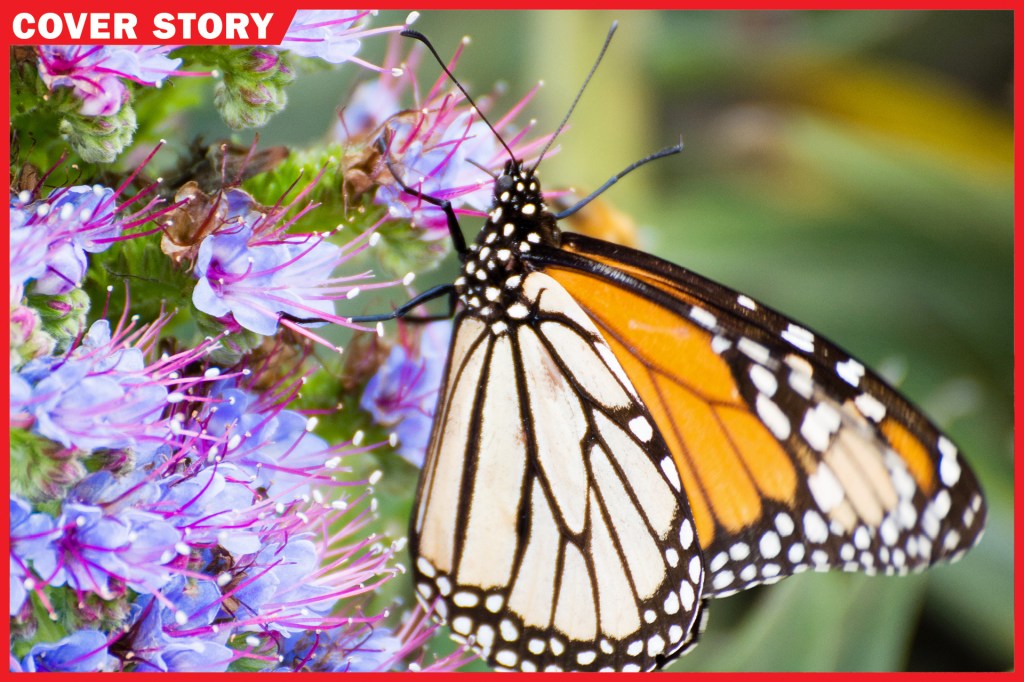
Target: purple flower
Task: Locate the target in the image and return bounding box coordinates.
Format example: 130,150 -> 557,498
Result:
229,538 -> 335,630
190,186 -> 395,344
361,321 -> 451,467
275,605 -> 473,672
154,463 -> 266,556
195,385 -> 344,500
277,626 -> 403,672
193,221 -> 341,336
19,319 -> 211,456
337,77 -> 401,140
37,503 -> 181,600
280,10 -> 413,67
121,575 -> 234,672
9,204 -> 49,294
9,373 -> 33,426
20,629 -> 113,672
10,172 -> 167,295
10,497 -> 59,615
37,46 -> 184,116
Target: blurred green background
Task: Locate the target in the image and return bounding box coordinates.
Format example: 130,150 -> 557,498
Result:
172,10 -> 1013,672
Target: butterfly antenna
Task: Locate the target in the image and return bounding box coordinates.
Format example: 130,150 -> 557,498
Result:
532,20 -> 619,173
466,157 -> 498,179
554,138 -> 683,220
402,29 -> 517,164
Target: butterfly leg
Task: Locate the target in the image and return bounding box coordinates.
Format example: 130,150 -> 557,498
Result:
278,284 -> 456,326
348,283 -> 457,323
377,136 -> 468,259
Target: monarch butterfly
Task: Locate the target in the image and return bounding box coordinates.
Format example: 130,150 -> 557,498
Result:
351,25 -> 988,673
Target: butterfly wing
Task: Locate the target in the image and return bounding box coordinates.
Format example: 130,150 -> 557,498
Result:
535,232 -> 986,598
410,272 -> 706,672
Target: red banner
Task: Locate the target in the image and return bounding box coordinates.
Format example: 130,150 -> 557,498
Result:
7,10 -> 295,45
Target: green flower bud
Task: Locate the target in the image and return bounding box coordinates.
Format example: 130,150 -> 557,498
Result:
58,104 -> 138,163
29,288 -> 91,353
214,48 -> 295,129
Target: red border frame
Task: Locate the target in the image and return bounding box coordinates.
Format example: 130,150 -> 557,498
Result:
3,3 -> 1017,678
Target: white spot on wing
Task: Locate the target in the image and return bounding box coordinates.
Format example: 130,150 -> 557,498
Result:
836,358 -> 865,387
661,457 -> 682,492
782,323 -> 815,352
738,337 -> 771,365
756,394 -> 791,439
854,392 -> 887,422
808,463 -> 844,512
689,306 -> 717,330
629,416 -> 653,442
749,364 -> 777,397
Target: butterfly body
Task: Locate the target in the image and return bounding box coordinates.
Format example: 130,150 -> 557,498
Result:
406,156 -> 986,672
411,164 -> 709,671
389,30 -> 985,673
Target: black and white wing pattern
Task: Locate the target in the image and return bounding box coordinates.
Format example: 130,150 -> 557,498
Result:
409,272 -> 706,672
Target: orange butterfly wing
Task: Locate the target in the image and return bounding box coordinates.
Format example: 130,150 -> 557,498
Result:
540,233 -> 986,596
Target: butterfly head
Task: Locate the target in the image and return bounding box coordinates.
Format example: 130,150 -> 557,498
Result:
492,160 -> 544,217
453,161 -> 560,319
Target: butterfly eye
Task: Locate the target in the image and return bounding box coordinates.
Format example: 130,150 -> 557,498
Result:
495,175 -> 515,195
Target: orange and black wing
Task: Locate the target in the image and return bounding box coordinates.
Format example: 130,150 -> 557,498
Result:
534,232 -> 986,598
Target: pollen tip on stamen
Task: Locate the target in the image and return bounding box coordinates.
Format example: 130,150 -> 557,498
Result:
306,416 -> 319,432
391,67 -> 404,77
335,345 -> 344,354
462,36 -> 471,45
376,322 -> 384,337
368,233 -> 381,247
402,272 -> 415,286
211,69 -> 221,78
405,11 -> 420,25
353,430 -> 365,446
106,285 -> 114,292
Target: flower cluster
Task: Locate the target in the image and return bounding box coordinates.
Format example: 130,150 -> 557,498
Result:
10,155 -> 166,299
11,7 -> 552,673
10,308 -> 461,670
